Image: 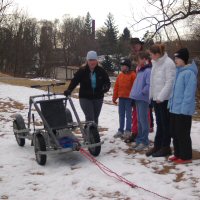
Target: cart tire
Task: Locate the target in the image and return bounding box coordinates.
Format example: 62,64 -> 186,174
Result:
35,134 -> 46,165
13,115 -> 26,147
87,125 -> 101,157
66,108 -> 73,123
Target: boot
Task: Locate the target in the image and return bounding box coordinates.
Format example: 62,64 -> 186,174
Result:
146,146 -> 160,157
152,147 -> 172,157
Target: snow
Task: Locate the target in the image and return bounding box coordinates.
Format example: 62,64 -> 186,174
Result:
0,82 -> 200,200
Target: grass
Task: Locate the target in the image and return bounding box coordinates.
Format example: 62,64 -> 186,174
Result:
0,72 -> 71,93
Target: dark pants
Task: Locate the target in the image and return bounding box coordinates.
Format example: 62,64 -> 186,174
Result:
149,101 -> 154,128
169,113 -> 192,160
79,98 -> 103,124
153,100 -> 171,148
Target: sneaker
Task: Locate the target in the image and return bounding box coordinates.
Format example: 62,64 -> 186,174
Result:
174,159 -> 192,164
123,130 -> 132,140
135,143 -> 148,151
124,134 -> 136,143
113,131 -> 123,138
168,156 -> 179,162
131,142 -> 138,149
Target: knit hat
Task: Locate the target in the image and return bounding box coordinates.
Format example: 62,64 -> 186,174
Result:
120,58 -> 131,69
174,48 -> 189,64
86,51 -> 98,60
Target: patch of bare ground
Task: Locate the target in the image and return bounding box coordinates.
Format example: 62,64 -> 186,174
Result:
174,172 -> 185,182
106,149 -> 117,154
0,99 -> 25,112
0,195 -> 9,199
30,172 -> 45,176
101,191 -> 131,200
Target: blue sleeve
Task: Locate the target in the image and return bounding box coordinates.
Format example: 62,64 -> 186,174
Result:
142,69 -> 151,95
181,72 -> 197,114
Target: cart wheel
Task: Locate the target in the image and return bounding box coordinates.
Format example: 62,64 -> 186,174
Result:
87,125 -> 101,157
13,115 -> 26,147
35,134 -> 46,165
66,108 -> 73,123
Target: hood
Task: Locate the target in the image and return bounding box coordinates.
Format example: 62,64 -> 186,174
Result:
177,60 -> 198,75
151,52 -> 168,65
138,63 -> 152,72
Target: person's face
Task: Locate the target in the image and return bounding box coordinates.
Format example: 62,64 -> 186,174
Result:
87,59 -> 98,70
131,43 -> 142,53
149,52 -> 160,61
121,65 -> 129,72
138,57 -> 146,66
175,57 -> 185,67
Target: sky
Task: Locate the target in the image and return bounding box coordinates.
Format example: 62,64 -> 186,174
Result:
13,0 -> 147,37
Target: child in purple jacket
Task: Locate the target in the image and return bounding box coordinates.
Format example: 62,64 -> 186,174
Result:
129,52 -> 152,151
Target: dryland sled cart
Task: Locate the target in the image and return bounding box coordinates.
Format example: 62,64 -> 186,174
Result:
13,83 -> 103,165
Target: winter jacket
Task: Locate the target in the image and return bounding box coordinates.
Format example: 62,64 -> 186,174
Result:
150,53 -> 176,101
113,71 -> 136,100
67,64 -> 111,99
168,61 -> 198,116
130,64 -> 151,103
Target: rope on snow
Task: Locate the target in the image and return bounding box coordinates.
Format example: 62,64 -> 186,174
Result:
79,148 -> 172,200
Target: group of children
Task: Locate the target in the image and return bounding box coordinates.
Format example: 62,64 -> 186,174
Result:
112,44 -> 198,164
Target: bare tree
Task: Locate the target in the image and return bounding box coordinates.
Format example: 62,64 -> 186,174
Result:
0,0 -> 13,24
132,0 -> 200,44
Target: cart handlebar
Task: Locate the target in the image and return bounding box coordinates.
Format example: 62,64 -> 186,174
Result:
31,82 -> 65,88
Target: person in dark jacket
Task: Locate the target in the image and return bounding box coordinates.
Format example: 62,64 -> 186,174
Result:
64,50 -> 111,124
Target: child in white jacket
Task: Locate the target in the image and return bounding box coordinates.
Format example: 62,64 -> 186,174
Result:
146,43 -> 176,157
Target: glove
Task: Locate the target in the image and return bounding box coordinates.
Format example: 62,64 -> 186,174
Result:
64,90 -> 71,97
112,98 -> 117,105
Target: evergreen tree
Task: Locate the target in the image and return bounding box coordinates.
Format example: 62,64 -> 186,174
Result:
101,55 -> 114,73
117,27 -> 131,57
104,13 -> 118,55
121,27 -> 131,40
84,12 -> 92,36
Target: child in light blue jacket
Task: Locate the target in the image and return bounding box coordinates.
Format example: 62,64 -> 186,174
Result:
168,48 -> 198,164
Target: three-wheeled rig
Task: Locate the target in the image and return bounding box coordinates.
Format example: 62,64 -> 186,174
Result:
13,83 -> 103,165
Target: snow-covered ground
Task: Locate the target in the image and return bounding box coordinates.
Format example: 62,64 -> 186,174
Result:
0,82 -> 200,200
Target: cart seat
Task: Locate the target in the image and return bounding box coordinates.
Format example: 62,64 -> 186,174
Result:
39,99 -> 73,130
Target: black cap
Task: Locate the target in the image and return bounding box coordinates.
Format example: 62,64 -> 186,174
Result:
174,48 -> 189,64
120,58 -> 131,69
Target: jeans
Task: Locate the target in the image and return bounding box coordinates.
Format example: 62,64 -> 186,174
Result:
135,100 -> 149,145
118,98 -> 132,132
79,98 -> 103,124
153,100 -> 171,148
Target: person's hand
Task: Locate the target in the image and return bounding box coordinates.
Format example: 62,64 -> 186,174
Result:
64,90 -> 71,97
112,98 -> 117,105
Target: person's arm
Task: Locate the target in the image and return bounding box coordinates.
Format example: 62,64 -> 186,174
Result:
102,70 -> 111,93
112,76 -> 119,104
181,72 -> 197,114
64,69 -> 82,96
141,69 -> 151,95
157,60 -> 176,102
